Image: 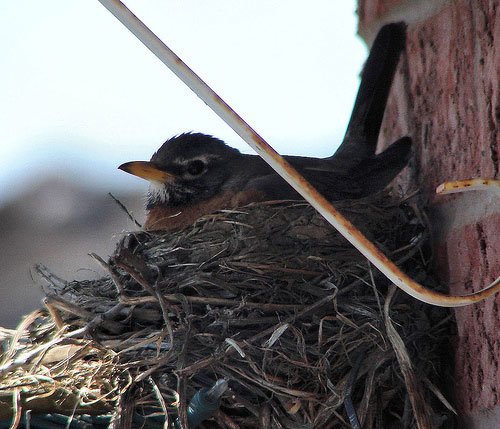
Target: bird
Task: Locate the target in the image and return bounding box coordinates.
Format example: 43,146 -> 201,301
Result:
119,23 -> 411,231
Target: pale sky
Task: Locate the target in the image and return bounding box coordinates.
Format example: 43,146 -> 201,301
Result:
0,1 -> 366,202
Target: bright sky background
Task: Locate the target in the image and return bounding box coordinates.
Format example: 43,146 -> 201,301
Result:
0,0 -> 366,203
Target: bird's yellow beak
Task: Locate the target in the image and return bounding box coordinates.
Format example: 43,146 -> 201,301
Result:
118,161 -> 176,183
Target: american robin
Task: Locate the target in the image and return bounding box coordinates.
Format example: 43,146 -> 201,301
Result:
119,23 -> 411,231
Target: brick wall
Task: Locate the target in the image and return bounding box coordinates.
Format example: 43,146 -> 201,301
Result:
357,0 -> 500,427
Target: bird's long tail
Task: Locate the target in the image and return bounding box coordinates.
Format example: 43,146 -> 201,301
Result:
353,136 -> 412,195
331,22 -> 407,169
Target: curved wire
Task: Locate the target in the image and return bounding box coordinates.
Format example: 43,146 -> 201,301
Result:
96,0 -> 500,307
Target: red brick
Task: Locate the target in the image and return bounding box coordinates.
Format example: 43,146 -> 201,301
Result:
436,214 -> 500,411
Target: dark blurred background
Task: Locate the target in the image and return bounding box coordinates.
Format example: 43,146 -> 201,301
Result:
0,0 -> 365,327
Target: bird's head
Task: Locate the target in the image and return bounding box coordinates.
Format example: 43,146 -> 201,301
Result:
118,133 -> 243,208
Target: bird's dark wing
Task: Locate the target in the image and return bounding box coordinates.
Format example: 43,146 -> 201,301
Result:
243,137 -> 411,201
329,22 -> 407,170
243,169 -> 362,201
296,136 -> 411,199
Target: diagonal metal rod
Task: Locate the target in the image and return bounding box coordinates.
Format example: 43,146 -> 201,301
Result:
96,0 -> 500,307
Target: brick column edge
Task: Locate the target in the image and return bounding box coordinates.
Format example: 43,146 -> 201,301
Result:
357,0 -> 500,427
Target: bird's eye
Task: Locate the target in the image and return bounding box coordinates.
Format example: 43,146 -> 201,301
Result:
186,160 -> 205,176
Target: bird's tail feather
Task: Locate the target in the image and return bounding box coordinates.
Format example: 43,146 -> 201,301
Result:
353,136 -> 412,195
331,22 -> 407,168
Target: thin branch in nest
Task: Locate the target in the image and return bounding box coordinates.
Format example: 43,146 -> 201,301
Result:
10,388 -> 22,429
85,303 -> 127,335
133,347 -> 177,383
149,377 -> 170,427
117,286 -> 303,312
343,351 -> 364,429
423,377 -> 457,416
384,286 -> 436,429
108,192 -> 142,228
175,323 -> 192,429
43,297 -> 65,330
89,253 -> 126,295
1,310 -> 45,365
228,261 -> 322,277
34,264 -> 68,294
44,295 -> 124,335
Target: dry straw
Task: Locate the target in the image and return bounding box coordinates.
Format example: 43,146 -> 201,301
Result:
0,194 -> 456,428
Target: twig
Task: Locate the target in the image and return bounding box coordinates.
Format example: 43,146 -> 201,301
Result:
44,295 -> 124,335
108,192 -> 142,228
118,293 -> 301,312
43,298 -> 66,330
2,310 -> 44,365
175,323 -> 192,429
9,389 -> 21,429
149,377 -> 170,428
34,264 -> 67,292
422,377 -> 457,415
227,262 -> 321,276
344,351 -> 364,429
176,293 -> 337,376
89,253 -> 125,295
384,286 -> 436,429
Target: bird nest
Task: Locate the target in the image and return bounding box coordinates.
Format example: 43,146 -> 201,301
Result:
0,193 -> 456,428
